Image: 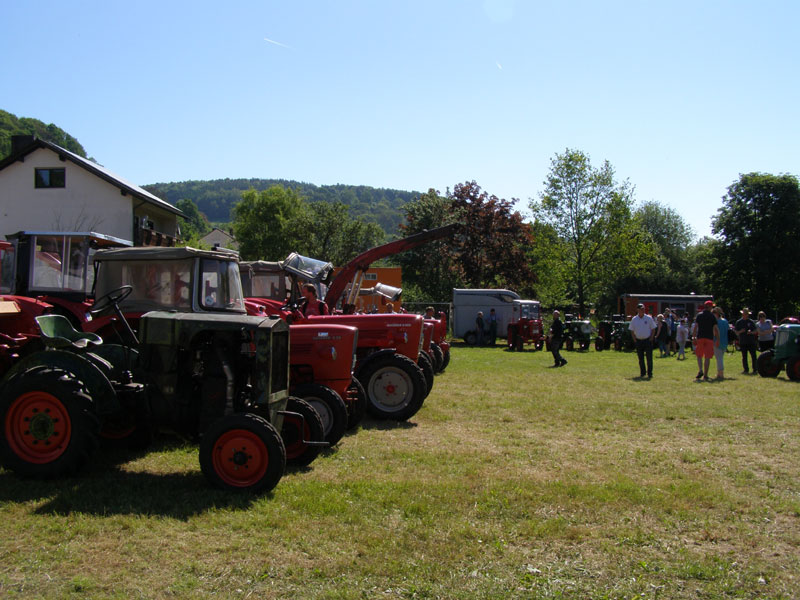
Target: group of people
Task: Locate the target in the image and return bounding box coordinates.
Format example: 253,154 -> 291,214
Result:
629,301 -> 776,381
474,308 -> 499,345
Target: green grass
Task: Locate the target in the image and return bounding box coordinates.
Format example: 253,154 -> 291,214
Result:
2,345 -> 799,599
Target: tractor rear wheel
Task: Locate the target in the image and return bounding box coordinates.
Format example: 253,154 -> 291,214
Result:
430,343 -> 445,373
0,368 -> 99,478
417,352 -> 435,397
756,351 -> 781,378
565,338 -> 574,351
361,354 -> 426,421
281,397 -> 324,468
595,338 -> 604,352
464,331 -> 477,346
292,383 -> 348,446
535,339 -> 544,351
785,355 -> 800,381
345,378 -> 367,430
199,413 -> 285,493
440,347 -> 451,372
508,329 -> 517,352
580,340 -> 590,351
614,338 -> 622,351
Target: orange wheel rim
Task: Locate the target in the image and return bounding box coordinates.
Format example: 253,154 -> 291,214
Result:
211,429 -> 269,487
5,391 -> 72,464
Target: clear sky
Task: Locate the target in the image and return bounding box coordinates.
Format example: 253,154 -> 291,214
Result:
3,0 -> 798,238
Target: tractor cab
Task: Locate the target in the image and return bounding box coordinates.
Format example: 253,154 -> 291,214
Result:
507,299 -> 544,351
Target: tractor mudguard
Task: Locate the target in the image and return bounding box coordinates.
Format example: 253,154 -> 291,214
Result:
354,349 -> 399,381
1,349 -> 121,416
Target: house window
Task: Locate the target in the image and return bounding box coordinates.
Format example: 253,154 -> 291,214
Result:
34,168 -> 66,188
364,273 -> 377,280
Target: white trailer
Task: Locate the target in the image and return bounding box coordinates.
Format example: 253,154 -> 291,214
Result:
452,288 -> 520,344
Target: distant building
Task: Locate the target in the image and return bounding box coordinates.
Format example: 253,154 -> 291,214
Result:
199,227 -> 238,250
0,135 -> 184,246
619,293 -> 713,318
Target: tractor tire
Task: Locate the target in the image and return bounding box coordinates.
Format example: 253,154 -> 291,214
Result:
99,409 -> 153,452
508,330 -> 517,352
595,338 -> 604,352
292,383 -> 348,446
535,339 -> 544,351
417,352 -> 435,398
360,354 -> 426,421
281,397 -> 325,468
614,338 -> 622,352
786,355 -> 800,381
430,343 -> 445,373
580,340 -> 590,351
0,367 -> 100,478
345,378 -> 367,430
565,338 -> 574,352
440,347 -> 451,372
756,350 -> 781,378
199,412 -> 285,493
464,331 -> 477,346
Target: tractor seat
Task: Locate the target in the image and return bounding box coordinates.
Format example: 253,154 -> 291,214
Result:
35,315 -> 103,350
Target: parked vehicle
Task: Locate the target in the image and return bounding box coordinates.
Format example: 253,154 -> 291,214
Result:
756,323 -> 800,380
506,299 -> 544,351
563,314 -> 593,351
0,267 -> 314,492
452,288 -> 519,345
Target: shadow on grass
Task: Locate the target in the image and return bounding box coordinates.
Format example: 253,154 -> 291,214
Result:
0,437 -> 273,519
358,416 -> 418,431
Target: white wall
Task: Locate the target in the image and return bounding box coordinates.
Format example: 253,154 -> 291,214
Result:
0,148 -> 176,241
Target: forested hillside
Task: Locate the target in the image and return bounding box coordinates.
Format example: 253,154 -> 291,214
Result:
144,179 -> 418,234
0,110 -> 87,158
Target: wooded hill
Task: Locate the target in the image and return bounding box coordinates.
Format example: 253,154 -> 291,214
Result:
0,109 -> 88,159
143,179 -> 418,235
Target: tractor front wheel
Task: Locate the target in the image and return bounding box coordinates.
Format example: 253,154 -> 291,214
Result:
595,338 -> 604,352
417,352 -> 435,397
756,351 -> 781,378
281,397 -> 325,468
345,378 -> 367,430
292,383 -> 348,446
199,413 -> 285,493
785,355 -> 800,381
361,354 -> 426,421
440,347 -> 451,372
0,368 -> 99,478
565,338 -> 574,352
430,343 -> 445,373
464,331 -> 477,346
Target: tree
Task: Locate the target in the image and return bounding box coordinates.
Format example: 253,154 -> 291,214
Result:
395,189 -> 462,301
710,173 -> 800,317
450,181 -> 534,290
531,149 -> 646,315
299,201 -> 385,266
176,198 -> 211,246
232,186 -> 307,260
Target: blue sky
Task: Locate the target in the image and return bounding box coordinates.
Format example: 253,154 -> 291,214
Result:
3,0 -> 798,238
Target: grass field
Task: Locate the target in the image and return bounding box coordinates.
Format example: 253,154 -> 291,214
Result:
1,345 -> 799,599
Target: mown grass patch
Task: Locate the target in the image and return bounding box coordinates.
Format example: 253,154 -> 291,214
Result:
1,344 -> 799,598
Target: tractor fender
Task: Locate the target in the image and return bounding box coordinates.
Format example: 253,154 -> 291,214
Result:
354,349 -> 399,381
2,349 -> 121,416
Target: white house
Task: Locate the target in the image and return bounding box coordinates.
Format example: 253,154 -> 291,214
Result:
0,136 -> 185,246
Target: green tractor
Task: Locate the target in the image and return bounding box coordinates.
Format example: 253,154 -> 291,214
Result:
0,247 -> 324,493
611,316 -> 635,351
563,314 -> 593,351
756,323 -> 800,380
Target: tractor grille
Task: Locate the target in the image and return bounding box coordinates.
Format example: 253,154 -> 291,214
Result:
775,329 -> 790,347
271,328 -> 289,395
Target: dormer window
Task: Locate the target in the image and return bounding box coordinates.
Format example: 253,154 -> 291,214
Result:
34,168 -> 65,188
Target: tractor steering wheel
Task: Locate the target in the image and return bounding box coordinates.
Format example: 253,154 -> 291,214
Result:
91,285 -> 133,316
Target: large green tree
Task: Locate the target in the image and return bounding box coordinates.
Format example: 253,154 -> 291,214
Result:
232,186 -> 307,260
531,149 -> 648,315
299,201 -> 385,266
176,198 -> 212,246
710,172 -> 800,317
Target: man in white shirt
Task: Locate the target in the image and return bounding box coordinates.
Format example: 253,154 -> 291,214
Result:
629,303 -> 656,379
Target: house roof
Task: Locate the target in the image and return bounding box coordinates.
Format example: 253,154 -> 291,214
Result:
0,138 -> 185,218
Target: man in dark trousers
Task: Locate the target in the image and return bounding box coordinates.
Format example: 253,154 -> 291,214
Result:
734,308 -> 758,374
693,300 -> 719,381
549,310 -> 567,367
629,303 -> 656,378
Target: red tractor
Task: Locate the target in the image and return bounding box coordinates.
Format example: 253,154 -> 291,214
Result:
240,224 -> 457,421
506,299 -> 544,351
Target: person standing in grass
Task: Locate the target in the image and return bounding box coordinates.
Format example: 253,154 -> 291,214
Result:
548,310 -> 567,367
713,306 -> 729,380
629,303 -> 656,378
734,308 -> 758,374
756,311 -> 775,351
693,300 -> 719,381
676,317 -> 689,360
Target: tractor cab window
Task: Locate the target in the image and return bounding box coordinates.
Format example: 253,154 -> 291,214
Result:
28,235 -> 90,293
282,253 -> 333,284
250,272 -> 288,301
200,259 -> 244,312
95,259 -> 193,312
